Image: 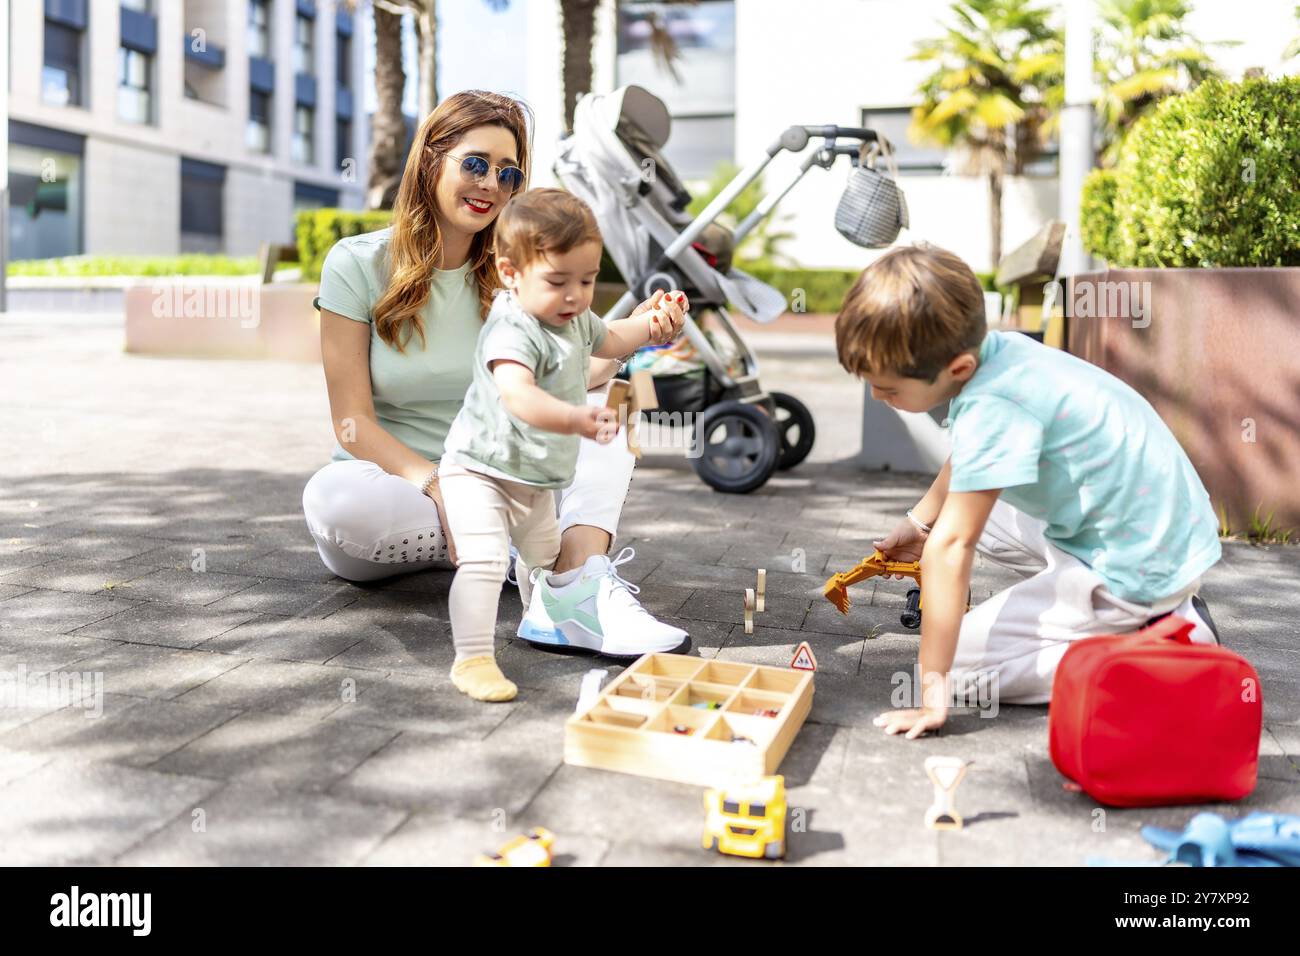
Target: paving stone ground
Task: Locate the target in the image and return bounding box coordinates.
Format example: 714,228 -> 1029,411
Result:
2,313 -> 1297,865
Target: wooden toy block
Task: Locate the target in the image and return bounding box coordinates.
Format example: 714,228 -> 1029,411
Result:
756,569 -> 766,612
564,654 -> 815,788
744,588 -> 755,634
923,757 -> 970,831
630,369 -> 658,410
604,380 -> 639,459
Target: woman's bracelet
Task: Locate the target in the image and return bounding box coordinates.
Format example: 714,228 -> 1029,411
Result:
906,508 -> 933,535
418,464 -> 439,497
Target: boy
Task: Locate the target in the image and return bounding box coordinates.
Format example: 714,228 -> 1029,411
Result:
834,245 -> 1221,738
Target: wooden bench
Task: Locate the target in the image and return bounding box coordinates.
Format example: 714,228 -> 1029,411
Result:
994,219 -> 1066,347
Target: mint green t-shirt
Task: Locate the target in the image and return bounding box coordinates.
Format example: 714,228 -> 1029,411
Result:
314,228 -> 483,462
947,330 -> 1221,603
442,290 -> 607,489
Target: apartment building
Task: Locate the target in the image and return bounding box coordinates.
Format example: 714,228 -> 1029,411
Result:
7,0 -> 367,260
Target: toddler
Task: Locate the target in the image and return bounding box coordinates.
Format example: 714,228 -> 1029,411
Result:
438,188 -> 686,701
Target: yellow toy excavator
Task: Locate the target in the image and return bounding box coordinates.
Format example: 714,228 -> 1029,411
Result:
823,549 -> 924,628
824,550 -> 971,629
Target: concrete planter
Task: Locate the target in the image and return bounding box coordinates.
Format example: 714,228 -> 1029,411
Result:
125,281 -> 321,362
1066,267 -> 1300,531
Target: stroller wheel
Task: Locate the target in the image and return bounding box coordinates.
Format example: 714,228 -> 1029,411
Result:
769,391 -> 816,470
690,401 -> 781,494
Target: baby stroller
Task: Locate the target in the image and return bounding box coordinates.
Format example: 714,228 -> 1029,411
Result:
556,85 -> 895,493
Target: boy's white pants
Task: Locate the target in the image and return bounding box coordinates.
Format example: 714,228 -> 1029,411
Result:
955,499 -> 1213,705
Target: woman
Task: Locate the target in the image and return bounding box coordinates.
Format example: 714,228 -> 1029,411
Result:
301,90 -> 689,657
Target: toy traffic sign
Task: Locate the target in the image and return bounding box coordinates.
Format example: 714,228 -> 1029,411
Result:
790,641 -> 817,672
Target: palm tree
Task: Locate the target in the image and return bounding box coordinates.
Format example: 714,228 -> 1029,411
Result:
560,0 -> 694,132
1094,0 -> 1228,164
365,0 -> 510,210
910,0 -> 1063,266
368,1 -> 408,209
1288,5 -> 1300,61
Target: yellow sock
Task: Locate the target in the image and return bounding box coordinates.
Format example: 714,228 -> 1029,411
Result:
450,655 -> 517,702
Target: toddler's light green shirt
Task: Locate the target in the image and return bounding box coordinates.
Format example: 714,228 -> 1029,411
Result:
442,290 -> 607,489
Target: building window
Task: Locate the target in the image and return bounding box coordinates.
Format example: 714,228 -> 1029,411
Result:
295,13 -> 315,74
118,48 -> 153,124
248,89 -> 272,153
293,105 -> 315,164
42,21 -> 84,107
615,0 -> 736,180
859,108 -> 948,176
8,143 -> 84,259
336,32 -> 350,88
121,0 -> 152,11
248,0 -> 271,58
335,117 -> 351,170
181,159 -> 225,253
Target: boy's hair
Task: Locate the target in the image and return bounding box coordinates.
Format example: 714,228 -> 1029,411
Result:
495,187 -> 602,269
835,244 -> 987,381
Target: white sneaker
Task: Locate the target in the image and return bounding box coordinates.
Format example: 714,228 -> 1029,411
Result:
1180,594 -> 1221,645
517,547 -> 690,659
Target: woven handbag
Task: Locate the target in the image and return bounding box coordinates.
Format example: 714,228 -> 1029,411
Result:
834,138 -> 909,249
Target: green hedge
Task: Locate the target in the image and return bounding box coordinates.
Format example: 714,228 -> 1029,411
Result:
735,263 -> 860,314
296,208 -> 393,281
6,254 -> 287,277
1085,77 -> 1300,267
1080,168 -> 1121,264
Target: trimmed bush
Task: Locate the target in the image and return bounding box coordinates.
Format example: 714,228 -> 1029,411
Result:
7,254 -> 283,277
1080,168 -> 1121,264
739,263 -> 861,314
1108,77 -> 1300,267
296,207 -> 393,280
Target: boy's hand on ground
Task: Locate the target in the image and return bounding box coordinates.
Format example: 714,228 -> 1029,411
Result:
873,706 -> 947,739
873,516 -> 927,577
570,404 -> 620,443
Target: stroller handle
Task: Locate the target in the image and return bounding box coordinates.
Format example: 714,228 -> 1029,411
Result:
771,125 -> 877,155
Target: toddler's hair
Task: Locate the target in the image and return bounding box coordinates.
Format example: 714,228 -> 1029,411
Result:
495,188 -> 602,269
835,244 -> 987,381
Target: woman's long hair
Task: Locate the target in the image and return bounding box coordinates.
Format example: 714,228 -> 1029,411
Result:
373,90 -> 533,352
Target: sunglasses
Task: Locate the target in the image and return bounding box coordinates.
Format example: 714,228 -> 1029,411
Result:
439,151 -> 526,195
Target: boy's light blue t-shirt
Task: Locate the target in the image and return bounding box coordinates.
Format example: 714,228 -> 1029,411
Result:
947,330 -> 1221,603
442,290 -> 607,489
315,228 -> 483,463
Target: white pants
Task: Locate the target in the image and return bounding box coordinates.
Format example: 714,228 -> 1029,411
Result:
955,499 -> 1212,705
301,389 -> 634,583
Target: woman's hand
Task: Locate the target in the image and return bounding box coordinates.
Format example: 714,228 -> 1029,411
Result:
423,480 -> 458,566
633,290 -> 689,345
873,514 -> 928,576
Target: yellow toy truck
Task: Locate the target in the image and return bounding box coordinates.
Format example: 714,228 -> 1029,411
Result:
702,775 -> 787,860
473,827 -> 555,867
